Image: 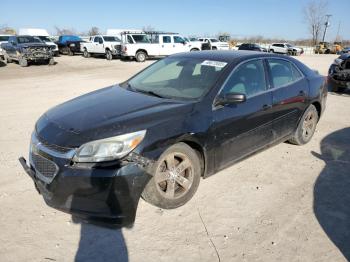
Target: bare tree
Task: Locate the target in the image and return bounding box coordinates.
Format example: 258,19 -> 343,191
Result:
87,26 -> 100,36
0,24 -> 16,34
303,0 -> 328,46
54,26 -> 77,35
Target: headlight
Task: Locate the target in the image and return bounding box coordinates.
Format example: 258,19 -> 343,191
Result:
73,130 -> 146,163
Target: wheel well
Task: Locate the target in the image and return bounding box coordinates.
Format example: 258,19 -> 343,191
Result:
181,140 -> 205,177
312,101 -> 321,118
105,47 -> 110,51
136,49 -> 148,56
190,48 -> 199,51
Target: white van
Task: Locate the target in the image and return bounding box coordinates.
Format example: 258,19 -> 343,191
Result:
18,28 -> 59,56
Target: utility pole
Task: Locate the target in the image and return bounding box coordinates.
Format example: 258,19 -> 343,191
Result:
336,21 -> 341,42
322,14 -> 332,42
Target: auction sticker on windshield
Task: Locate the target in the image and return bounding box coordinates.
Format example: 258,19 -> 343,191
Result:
201,60 -> 227,68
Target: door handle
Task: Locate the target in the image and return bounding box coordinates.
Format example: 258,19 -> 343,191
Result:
299,90 -> 306,96
262,104 -> 272,110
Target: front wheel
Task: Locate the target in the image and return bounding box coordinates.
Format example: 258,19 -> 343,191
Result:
190,48 -> 199,52
289,104 -> 319,145
142,143 -> 201,209
83,49 -> 90,58
48,58 -> 55,65
19,57 -> 28,67
106,49 -> 113,60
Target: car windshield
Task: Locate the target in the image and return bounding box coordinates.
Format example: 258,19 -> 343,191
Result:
125,57 -> 228,100
0,36 -> 10,41
38,36 -> 51,42
17,36 -> 43,43
132,34 -> 150,43
210,39 -> 219,42
103,36 -> 120,42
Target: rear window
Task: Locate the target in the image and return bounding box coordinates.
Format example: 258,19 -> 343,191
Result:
103,36 -> 120,42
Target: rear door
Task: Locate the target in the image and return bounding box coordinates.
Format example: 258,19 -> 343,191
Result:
267,58 -> 308,139
212,59 -> 274,169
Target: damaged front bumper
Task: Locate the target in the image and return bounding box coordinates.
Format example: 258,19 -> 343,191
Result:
18,134 -> 151,227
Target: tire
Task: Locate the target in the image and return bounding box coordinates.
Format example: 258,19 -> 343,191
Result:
289,104 -> 319,145
67,49 -> 74,56
48,58 -> 55,65
212,46 -> 217,50
106,49 -> 113,60
5,53 -> 12,63
190,48 -> 199,52
142,143 -> 201,209
135,51 -> 147,62
19,57 -> 28,67
83,48 -> 90,58
269,49 -> 274,53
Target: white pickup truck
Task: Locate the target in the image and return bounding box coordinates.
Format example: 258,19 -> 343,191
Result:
197,38 -> 230,50
121,32 -> 196,62
81,35 -> 121,60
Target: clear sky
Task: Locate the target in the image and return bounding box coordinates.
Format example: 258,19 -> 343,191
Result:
1,0 -> 349,40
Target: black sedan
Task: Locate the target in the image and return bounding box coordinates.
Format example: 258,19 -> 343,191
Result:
19,51 -> 327,227
328,53 -> 350,92
238,43 -> 267,52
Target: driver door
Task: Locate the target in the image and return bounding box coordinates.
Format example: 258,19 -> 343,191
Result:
211,59 -> 274,170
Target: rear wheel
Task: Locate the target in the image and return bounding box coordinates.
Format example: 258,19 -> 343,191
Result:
289,104 -> 318,145
142,143 -> 201,209
135,51 -> 147,62
190,48 -> 199,52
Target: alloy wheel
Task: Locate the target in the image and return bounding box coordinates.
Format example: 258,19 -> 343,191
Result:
302,110 -> 317,140
155,152 -> 194,199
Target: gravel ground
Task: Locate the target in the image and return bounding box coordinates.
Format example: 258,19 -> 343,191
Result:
0,54 -> 349,262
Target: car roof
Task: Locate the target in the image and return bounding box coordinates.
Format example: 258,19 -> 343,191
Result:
171,50 -> 279,63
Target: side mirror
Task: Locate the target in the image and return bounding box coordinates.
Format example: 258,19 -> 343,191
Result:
215,93 -> 246,106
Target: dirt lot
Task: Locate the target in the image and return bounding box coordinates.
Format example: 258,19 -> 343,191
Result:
0,54 -> 349,262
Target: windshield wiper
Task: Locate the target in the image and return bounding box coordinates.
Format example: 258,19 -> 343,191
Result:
134,89 -> 165,98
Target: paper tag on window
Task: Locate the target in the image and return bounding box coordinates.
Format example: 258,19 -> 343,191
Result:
201,60 -> 227,68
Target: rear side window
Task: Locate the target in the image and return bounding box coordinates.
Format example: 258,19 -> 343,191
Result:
163,36 -> 171,43
267,59 -> 303,88
221,59 -> 267,97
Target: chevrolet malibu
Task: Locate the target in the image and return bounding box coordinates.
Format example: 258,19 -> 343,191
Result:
19,51 -> 327,227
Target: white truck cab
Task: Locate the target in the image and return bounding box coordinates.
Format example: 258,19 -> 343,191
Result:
18,28 -> 59,55
121,32 -> 192,62
81,35 -> 121,60
197,38 -> 230,50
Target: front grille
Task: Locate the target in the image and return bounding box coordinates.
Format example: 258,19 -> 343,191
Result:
37,136 -> 73,153
31,153 -> 58,179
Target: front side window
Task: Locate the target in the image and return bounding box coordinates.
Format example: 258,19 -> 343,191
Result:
163,36 -> 171,43
174,36 -> 185,44
221,59 -> 267,97
125,57 -> 228,100
267,59 -> 303,88
94,37 -> 101,43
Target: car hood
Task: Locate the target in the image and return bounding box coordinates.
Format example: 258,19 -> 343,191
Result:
18,43 -> 48,48
36,85 -> 193,147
